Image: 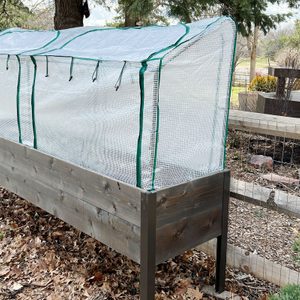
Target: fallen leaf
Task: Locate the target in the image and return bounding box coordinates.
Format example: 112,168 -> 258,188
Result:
0,266 -> 10,277
10,282 -> 23,292
186,287 -> 203,299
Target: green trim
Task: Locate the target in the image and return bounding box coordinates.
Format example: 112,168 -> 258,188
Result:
150,58 -> 163,191
223,22 -> 238,168
136,61 -> 148,188
30,56 -> 38,149
16,55 -> 22,144
34,25 -> 164,56
147,17 -> 224,62
19,31 -> 61,55
145,23 -> 190,62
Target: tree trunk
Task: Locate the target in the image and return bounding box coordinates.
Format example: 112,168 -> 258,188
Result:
54,0 -> 83,30
249,26 -> 259,82
124,11 -> 137,27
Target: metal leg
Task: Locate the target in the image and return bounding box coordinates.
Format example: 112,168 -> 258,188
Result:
215,234 -> 227,293
140,193 -> 156,300
215,171 -> 230,293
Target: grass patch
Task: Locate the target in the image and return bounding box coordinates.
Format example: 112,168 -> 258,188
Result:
293,236 -> 300,264
237,57 -> 271,69
269,284 -> 300,300
231,86 -> 246,107
0,231 -> 4,241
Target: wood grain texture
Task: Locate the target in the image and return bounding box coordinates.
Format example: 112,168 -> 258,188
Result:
0,138 -> 141,262
156,206 -> 222,264
0,138 -> 141,226
229,110 -> 300,140
156,171 -> 224,228
155,171 -> 228,264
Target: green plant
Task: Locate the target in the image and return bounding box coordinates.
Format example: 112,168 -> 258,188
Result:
249,75 -> 277,93
269,284 -> 300,300
0,231 -> 4,241
293,236 -> 300,263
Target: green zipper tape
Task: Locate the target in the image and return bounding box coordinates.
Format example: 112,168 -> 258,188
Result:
136,61 -> 148,188
150,58 -> 163,191
19,31 -> 61,55
223,22 -> 238,168
16,55 -> 22,144
30,56 -> 38,149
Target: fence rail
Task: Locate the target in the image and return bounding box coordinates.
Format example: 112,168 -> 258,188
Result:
229,110 -> 300,140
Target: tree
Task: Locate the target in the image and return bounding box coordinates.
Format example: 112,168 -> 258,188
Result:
106,0 -> 155,26
54,0 -> 90,30
0,0 -> 31,29
165,0 -> 300,81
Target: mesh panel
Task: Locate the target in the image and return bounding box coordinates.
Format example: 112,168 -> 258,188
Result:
0,56 -> 19,143
0,18 -> 236,190
34,57 -> 142,187
152,20 -> 235,189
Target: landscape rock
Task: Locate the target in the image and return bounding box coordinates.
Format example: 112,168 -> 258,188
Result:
249,155 -> 273,170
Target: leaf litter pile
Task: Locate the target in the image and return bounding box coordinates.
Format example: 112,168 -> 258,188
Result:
0,187 -> 279,300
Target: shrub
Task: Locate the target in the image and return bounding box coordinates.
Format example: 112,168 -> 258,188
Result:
269,285 -> 300,300
249,75 -> 277,93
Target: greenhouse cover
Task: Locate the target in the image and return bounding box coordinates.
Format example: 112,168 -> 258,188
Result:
0,17 -> 236,190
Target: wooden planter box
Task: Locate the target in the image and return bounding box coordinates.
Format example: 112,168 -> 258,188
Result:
238,92 -> 258,112
257,92 -> 300,118
0,137 -> 230,299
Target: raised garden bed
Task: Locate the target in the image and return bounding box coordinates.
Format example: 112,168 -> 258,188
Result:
0,137 -> 230,299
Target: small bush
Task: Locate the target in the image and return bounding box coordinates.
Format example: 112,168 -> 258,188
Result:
249,75 -> 277,93
269,285 -> 300,300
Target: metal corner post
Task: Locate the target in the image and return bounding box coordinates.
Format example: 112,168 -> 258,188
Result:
140,192 -> 157,300
215,170 -> 230,293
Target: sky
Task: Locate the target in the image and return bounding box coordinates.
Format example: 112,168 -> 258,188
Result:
24,0 -> 300,28
85,2 -> 299,27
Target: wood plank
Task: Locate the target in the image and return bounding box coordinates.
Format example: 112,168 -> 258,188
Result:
198,240 -> 300,287
230,178 -> 300,218
156,171 -> 225,228
229,110 -> 300,140
156,206 -> 222,264
0,137 -> 141,226
0,160 -> 141,263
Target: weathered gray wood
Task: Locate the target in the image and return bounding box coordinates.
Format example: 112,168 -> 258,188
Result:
156,206 -> 222,264
230,178 -> 300,218
140,193 -> 157,300
0,137 -> 141,226
198,239 -> 300,287
156,171 -> 224,228
229,110 -> 300,140
155,170 -> 229,264
0,138 -> 141,262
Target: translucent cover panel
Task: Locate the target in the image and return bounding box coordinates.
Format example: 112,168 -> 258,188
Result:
152,20 -> 235,189
0,17 -> 236,190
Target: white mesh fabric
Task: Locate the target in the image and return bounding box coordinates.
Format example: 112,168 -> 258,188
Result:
0,17 -> 236,190
0,56 -> 19,143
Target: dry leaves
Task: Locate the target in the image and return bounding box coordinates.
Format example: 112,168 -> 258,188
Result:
0,187 -> 279,299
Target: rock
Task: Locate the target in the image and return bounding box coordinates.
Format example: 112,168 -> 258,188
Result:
262,173 -> 300,185
249,155 -> 273,170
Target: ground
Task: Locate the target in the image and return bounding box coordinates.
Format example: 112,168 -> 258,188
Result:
0,187 -> 279,300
